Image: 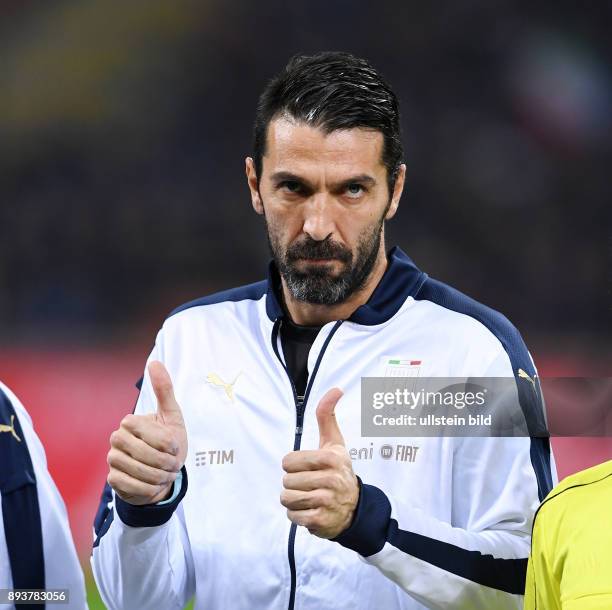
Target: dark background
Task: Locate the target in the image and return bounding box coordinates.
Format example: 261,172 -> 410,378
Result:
1,0 -> 610,354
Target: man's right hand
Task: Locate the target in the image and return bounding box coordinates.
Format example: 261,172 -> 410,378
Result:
107,361 -> 188,505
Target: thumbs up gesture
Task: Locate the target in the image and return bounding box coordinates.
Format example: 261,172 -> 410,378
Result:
280,388 -> 359,539
107,361 -> 188,505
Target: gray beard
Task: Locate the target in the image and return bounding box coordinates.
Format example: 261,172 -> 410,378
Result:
268,220 -> 384,306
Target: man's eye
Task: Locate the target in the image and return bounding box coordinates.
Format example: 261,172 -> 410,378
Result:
280,181 -> 302,193
346,184 -> 365,198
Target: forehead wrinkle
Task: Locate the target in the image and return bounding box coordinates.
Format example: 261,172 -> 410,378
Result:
265,118 -> 386,185
267,117 -> 383,159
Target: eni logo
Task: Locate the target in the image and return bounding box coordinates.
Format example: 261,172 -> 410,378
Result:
0,415 -> 21,442
206,372 -> 242,402
518,368 -> 537,390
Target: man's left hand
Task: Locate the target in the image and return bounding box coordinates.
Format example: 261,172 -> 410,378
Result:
281,388 -> 359,539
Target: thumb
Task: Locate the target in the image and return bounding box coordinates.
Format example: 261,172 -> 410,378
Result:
316,388 -> 345,448
149,361 -> 184,426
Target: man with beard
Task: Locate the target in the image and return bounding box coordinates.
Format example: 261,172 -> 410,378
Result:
92,52 -> 555,610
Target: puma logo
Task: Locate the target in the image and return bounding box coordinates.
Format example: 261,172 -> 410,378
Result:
518,368 -> 537,390
206,372 -> 242,402
0,415 -> 21,442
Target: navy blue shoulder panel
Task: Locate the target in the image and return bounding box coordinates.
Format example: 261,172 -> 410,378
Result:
416,277 -> 528,369
415,276 -> 553,501
0,387 -> 45,593
167,280 -> 268,319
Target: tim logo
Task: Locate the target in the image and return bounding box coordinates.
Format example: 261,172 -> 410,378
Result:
195,449 -> 234,467
380,444 -> 419,462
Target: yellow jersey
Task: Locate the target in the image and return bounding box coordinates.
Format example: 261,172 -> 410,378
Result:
525,459 -> 612,609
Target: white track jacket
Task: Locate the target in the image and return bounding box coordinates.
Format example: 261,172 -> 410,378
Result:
0,382 -> 87,609
92,247 -> 555,610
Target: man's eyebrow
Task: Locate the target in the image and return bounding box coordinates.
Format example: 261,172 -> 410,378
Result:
336,174 -> 376,187
269,171 -> 377,187
270,171 -> 306,184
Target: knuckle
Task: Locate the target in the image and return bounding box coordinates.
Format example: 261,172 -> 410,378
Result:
279,491 -> 288,507
311,489 -> 327,508
310,509 -> 325,528
137,462 -> 159,486
303,513 -> 317,529
312,490 -> 326,507
157,453 -> 172,471
109,429 -> 121,447
120,414 -> 135,428
134,461 -> 148,482
151,452 -> 165,470
321,490 -> 334,508
160,430 -> 176,453
107,471 -> 119,489
106,449 -> 118,466
317,473 -> 332,489
155,470 -> 169,486
165,456 -> 181,472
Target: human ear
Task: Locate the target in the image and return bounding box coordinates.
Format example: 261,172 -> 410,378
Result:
385,163 -> 406,220
245,157 -> 264,215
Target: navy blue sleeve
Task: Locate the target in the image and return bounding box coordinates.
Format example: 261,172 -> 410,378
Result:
114,466 -> 188,527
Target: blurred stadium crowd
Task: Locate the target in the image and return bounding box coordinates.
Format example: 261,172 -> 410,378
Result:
0,0 -> 609,348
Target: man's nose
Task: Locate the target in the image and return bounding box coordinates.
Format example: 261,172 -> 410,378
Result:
302,193 -> 336,241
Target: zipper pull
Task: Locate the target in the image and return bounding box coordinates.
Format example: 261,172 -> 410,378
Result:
295,395 -> 305,435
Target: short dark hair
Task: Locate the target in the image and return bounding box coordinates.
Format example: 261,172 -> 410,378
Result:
253,51 -> 403,194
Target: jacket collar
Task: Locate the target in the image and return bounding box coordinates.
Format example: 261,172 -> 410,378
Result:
265,246 -> 427,326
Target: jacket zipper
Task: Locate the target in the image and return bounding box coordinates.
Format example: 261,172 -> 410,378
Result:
271,317 -> 344,610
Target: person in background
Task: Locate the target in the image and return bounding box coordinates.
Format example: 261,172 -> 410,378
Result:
525,459 -> 612,609
0,381 -> 87,609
